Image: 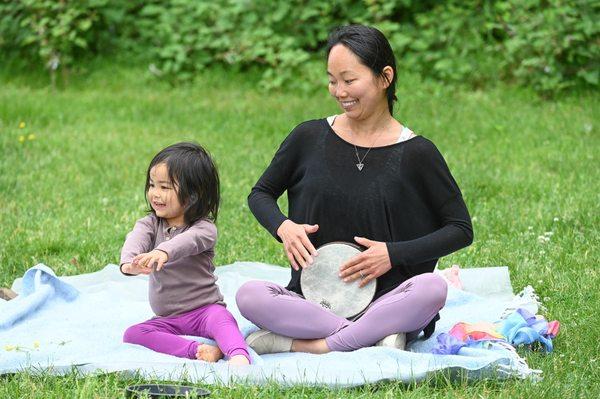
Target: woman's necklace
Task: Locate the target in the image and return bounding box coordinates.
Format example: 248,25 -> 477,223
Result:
350,129 -> 385,171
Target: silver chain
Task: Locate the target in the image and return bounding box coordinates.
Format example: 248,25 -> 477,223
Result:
350,129 -> 385,171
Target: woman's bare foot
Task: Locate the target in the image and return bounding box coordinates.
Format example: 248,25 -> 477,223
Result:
291,338 -> 331,354
195,343 -> 223,362
228,354 -> 250,365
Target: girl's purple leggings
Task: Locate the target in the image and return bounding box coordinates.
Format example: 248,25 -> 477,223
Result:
236,273 -> 447,351
123,303 -> 250,362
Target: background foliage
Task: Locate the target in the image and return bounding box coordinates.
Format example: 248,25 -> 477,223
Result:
1,2 -> 599,399
0,60 -> 598,399
1,0 -> 598,93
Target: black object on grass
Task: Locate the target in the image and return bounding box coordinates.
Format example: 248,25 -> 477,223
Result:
125,384 -> 210,398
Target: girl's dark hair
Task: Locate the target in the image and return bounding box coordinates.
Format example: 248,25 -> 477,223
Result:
145,142 -> 220,224
326,25 -> 398,115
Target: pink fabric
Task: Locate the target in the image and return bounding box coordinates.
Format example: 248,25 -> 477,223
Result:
433,308 -> 561,354
449,322 -> 504,341
546,320 -> 560,338
440,265 -> 463,289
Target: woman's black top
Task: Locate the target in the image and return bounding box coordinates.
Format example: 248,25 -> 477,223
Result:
248,119 -> 473,336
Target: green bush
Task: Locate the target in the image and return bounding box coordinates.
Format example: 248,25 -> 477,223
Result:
136,0 -> 363,88
0,1 -> 27,51
0,0 -> 109,86
0,0 -> 146,84
126,0 -> 600,93
500,0 -> 599,93
389,1 -> 504,88
1,0 -> 597,93
390,0 -> 599,94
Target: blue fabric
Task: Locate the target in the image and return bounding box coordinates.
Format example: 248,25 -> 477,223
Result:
499,308 -> 554,352
431,333 -> 467,355
0,263 -> 536,386
0,265 -> 79,330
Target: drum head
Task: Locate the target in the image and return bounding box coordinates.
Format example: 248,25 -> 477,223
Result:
301,242 -> 376,319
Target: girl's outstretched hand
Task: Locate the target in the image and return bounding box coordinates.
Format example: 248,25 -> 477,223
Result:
132,249 -> 169,271
120,262 -> 152,275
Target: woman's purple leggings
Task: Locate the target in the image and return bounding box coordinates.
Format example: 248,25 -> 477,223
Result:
236,273 -> 447,351
123,303 -> 250,362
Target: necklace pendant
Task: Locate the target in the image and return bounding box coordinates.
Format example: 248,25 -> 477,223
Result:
356,163 -> 364,171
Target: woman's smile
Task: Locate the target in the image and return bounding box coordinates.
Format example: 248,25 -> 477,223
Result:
340,100 -> 358,110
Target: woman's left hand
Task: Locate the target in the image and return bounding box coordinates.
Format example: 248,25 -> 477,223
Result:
339,237 -> 391,288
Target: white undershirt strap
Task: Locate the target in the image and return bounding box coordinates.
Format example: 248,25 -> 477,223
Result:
398,126 -> 416,142
327,115 -> 416,143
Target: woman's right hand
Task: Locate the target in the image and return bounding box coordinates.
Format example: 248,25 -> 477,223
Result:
276,220 -> 319,270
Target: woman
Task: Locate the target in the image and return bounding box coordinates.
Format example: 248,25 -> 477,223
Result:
236,25 -> 473,355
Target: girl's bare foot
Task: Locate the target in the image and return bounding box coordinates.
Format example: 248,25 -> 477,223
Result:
228,354 -> 250,366
195,343 -> 223,362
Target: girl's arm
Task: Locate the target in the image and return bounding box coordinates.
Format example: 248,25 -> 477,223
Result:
154,220 -> 217,263
120,215 -> 156,275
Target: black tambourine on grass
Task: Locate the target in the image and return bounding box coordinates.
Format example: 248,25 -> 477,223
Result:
125,384 -> 210,398
300,241 -> 377,320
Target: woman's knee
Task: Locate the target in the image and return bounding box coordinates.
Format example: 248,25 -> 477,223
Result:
235,280 -> 273,318
416,273 -> 448,309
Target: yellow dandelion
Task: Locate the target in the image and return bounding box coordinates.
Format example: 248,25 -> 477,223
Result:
27,134 -> 36,141
18,135 -> 25,143
18,122 -> 25,129
33,341 -> 40,349
4,345 -> 16,351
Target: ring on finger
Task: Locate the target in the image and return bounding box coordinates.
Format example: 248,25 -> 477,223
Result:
359,270 -> 365,278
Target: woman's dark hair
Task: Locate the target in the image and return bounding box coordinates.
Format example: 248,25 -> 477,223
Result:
326,25 -> 398,115
145,142 -> 220,224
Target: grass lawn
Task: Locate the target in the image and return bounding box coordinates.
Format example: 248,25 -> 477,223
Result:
0,60 -> 598,398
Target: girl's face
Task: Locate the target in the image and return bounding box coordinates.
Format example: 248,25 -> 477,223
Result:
147,163 -> 185,226
327,44 -> 391,120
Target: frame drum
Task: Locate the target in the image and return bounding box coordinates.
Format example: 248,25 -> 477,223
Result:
300,242 -> 376,319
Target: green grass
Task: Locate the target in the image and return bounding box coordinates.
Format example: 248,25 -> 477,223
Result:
1,60 -> 599,398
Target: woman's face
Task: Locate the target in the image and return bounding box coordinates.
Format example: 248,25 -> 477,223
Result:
327,44 -> 390,120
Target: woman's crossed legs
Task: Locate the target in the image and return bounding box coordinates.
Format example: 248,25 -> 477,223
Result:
236,273 -> 447,353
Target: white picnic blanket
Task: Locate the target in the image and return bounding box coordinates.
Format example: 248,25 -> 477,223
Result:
0,262 -> 539,386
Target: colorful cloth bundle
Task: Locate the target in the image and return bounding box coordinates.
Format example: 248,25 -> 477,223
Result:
432,308 -> 560,355
500,308 -> 560,352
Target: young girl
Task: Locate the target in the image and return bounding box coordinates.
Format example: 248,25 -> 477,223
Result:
120,142 -> 250,365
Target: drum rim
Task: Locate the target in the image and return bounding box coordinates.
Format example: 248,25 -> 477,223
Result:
316,241 -> 364,252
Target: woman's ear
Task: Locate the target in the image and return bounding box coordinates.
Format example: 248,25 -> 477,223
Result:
380,66 -> 394,89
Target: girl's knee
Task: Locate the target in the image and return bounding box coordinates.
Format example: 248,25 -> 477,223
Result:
123,324 -> 143,344
205,304 -> 237,325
